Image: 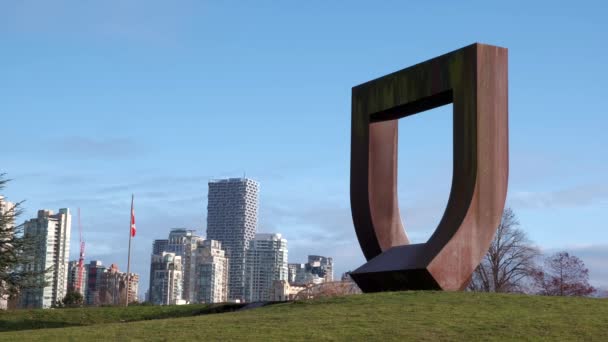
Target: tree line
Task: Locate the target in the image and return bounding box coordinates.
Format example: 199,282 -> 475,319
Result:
468,207 -> 597,296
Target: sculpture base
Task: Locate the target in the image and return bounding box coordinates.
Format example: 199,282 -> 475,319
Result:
350,244 -> 442,292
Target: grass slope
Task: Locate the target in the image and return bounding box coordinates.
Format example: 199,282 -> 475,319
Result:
1,292 -> 607,341
0,303 -> 242,332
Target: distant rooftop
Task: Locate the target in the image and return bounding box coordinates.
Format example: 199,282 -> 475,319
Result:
169,228 -> 197,233
209,177 -> 259,184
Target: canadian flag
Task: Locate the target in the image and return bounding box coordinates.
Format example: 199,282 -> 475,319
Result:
130,196 -> 136,237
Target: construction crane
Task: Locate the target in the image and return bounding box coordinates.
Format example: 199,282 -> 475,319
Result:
75,208 -> 85,295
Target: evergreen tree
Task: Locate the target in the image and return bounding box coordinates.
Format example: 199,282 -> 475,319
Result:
0,173 -> 49,302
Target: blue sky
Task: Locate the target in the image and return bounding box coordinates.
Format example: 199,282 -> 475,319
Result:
1,1 -> 607,295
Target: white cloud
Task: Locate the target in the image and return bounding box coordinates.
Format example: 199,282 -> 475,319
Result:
52,136 -> 141,160
510,183 -> 608,209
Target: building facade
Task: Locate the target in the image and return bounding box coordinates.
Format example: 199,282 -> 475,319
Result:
152,239 -> 169,255
126,272 -> 139,304
98,264 -> 139,305
306,255 -> 334,283
192,239 -> 229,303
20,209 -> 71,309
149,229 -> 203,303
149,239 -> 168,301
271,280 -> 307,301
149,252 -> 183,305
288,263 -> 308,284
206,178 -> 259,301
84,260 -> 105,305
245,233 -> 288,302
67,260 -> 87,297
165,229 -> 202,302
288,255 -> 334,286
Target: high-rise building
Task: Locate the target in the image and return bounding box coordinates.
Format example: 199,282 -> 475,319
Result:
288,263 -> 307,284
20,209 -> 71,309
152,239 -> 169,255
149,239 -> 168,300
166,229 -> 202,302
288,262 -> 323,285
207,178 -> 259,301
148,229 -> 203,303
85,260 -> 105,305
288,255 -> 334,285
98,264 -> 139,305
306,255 -> 334,283
149,252 -> 183,305
67,260 -> 87,296
245,233 -> 288,302
192,239 -> 229,303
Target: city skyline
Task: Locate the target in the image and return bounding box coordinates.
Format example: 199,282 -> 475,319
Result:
1,0 -> 607,296
8,179 -> 338,301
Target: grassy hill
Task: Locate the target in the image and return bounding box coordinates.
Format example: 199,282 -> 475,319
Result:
1,291 -> 606,341
0,303 -> 243,332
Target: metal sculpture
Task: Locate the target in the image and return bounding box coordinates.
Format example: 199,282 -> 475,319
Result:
349,43 -> 508,292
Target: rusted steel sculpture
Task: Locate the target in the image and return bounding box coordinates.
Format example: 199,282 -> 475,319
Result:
349,43 -> 508,292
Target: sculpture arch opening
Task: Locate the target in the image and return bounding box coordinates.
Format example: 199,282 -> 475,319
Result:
396,103 -> 453,244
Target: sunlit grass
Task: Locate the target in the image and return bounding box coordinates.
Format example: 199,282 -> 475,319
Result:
1,292 -> 606,341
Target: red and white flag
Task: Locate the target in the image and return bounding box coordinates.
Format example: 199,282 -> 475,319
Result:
130,196 -> 136,237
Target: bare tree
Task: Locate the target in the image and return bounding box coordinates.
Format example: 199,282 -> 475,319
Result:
534,251 -> 595,297
0,174 -> 49,302
468,208 -> 540,293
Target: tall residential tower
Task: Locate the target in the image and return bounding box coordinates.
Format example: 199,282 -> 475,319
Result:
67,260 -> 87,296
20,209 -> 72,309
149,252 -> 183,305
84,260 -> 105,305
156,229 -> 202,302
192,239 -> 229,303
206,178 -> 259,301
245,233 -> 288,302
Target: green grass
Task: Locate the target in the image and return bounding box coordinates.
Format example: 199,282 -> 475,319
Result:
1,292 -> 607,341
0,302 -> 242,332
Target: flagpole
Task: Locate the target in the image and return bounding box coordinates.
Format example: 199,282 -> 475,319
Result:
126,194 -> 133,307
